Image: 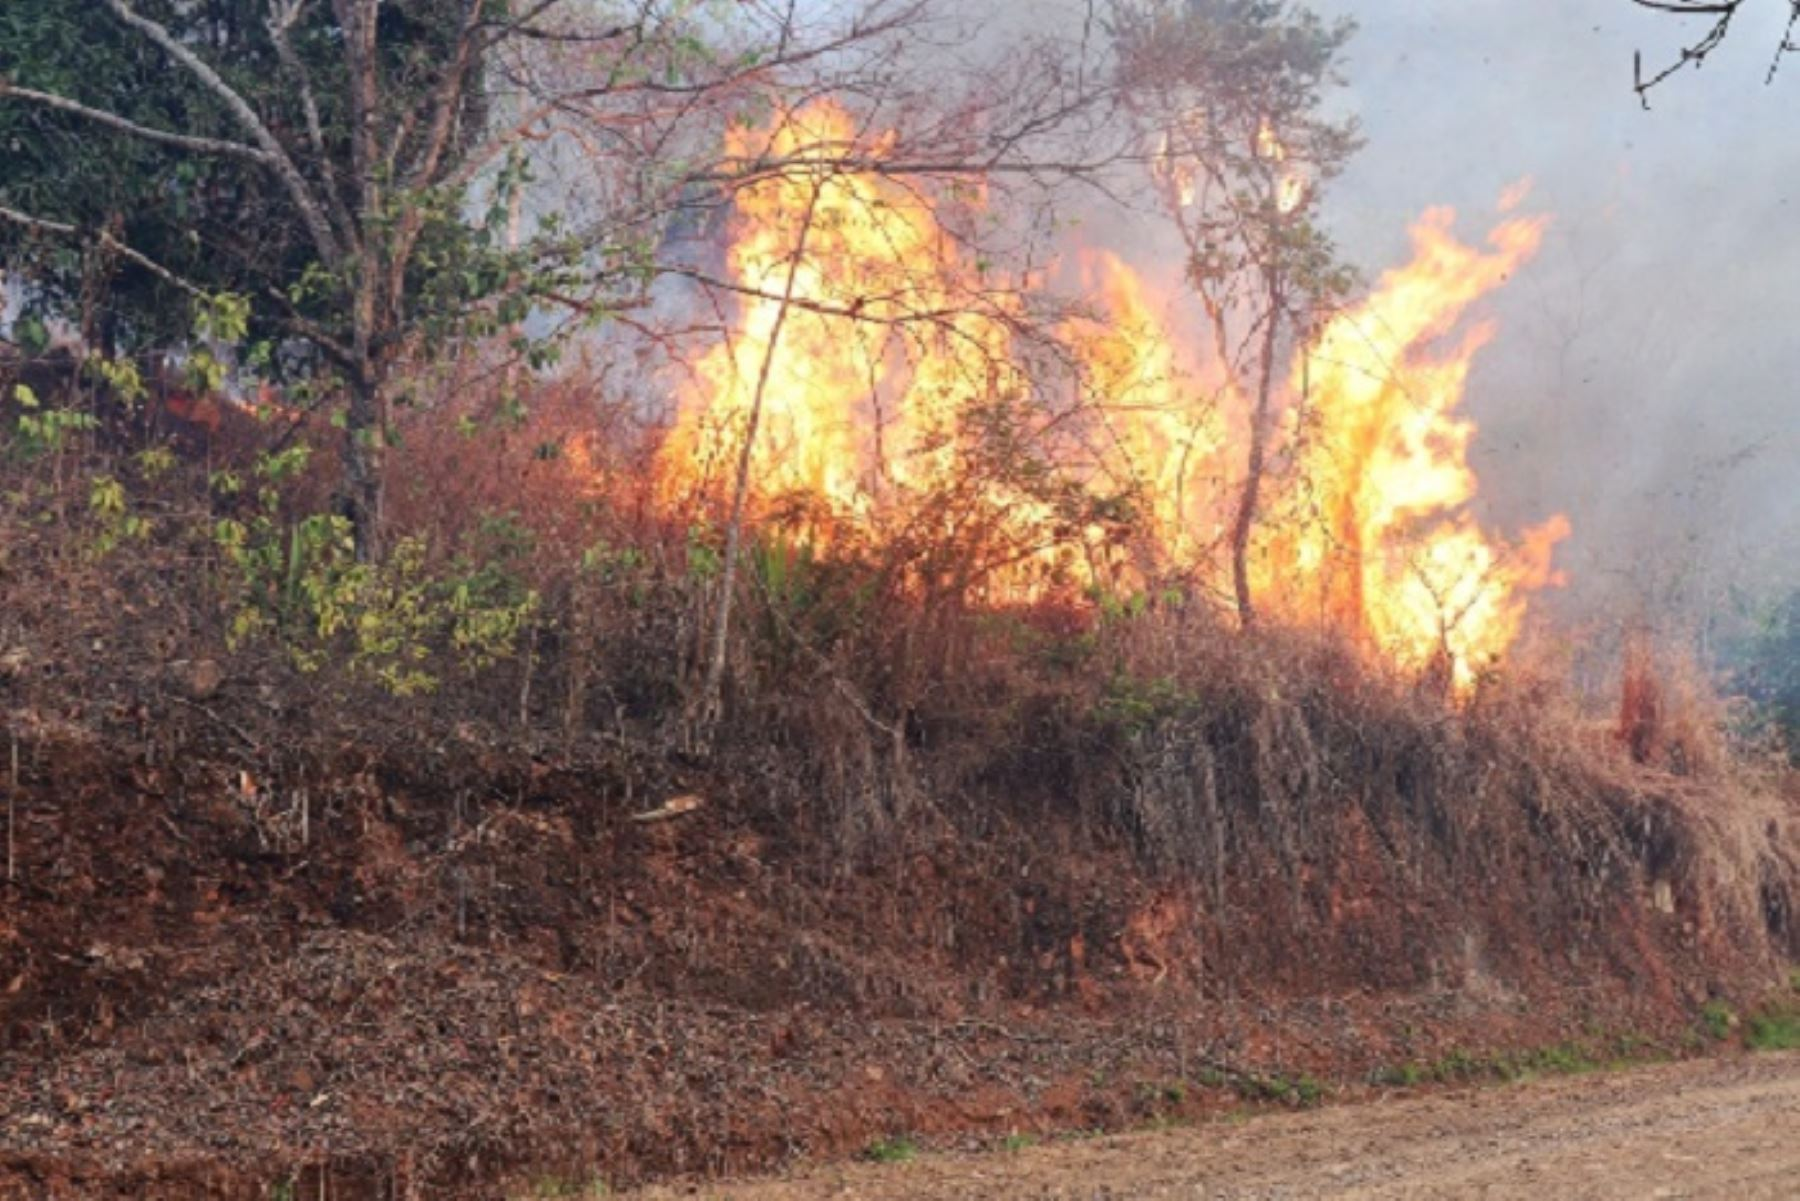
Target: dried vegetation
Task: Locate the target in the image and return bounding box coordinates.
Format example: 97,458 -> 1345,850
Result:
0,363 -> 1795,1198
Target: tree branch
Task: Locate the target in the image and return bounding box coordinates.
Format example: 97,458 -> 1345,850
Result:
102,0 -> 342,263
1628,0 -> 1800,101
0,82 -> 272,164
0,205 -> 207,298
266,0 -> 359,249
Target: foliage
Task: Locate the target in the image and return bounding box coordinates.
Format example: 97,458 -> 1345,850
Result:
213,448 -> 539,695
1725,590 -> 1800,762
6,384 -> 97,457
0,0 -> 669,556
1701,999 -> 1736,1041
1746,1006 -> 1800,1051
864,1136 -> 919,1164
1114,0 -> 1361,320
1096,671 -> 1198,735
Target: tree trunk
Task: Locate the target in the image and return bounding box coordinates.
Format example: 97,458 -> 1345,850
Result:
345,368 -> 385,562
698,181 -> 823,739
1231,275 -> 1283,630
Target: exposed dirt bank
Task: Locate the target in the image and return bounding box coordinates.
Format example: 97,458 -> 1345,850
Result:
0,673 -> 1795,1197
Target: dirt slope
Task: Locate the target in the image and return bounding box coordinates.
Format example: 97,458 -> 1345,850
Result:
1,684 -> 1795,1196
639,1051 -> 1800,1200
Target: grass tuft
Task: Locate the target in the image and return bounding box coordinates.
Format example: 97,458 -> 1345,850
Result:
865,1136 -> 919,1165
1747,1008 -> 1800,1051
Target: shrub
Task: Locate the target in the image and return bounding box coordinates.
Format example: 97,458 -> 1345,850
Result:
865,1136 -> 918,1164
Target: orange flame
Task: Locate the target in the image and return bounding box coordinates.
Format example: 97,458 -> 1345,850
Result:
659,103 -> 1020,537
659,103 -> 1568,684
1063,252 -> 1224,574
1259,206 -> 1568,685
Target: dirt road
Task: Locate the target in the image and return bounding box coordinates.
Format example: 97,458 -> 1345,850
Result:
635,1052 -> 1800,1199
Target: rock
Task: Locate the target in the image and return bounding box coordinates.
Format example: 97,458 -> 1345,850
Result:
187,659 -> 224,701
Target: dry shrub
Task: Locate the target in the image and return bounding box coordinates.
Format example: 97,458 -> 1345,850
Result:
1611,631 -> 1733,779
5,357 -> 1797,976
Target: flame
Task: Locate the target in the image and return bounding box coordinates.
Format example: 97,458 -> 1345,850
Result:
1064,253 -> 1227,575
1256,118 -> 1306,214
659,103 -> 1024,542
658,102 -> 1568,685
1259,207 -> 1568,686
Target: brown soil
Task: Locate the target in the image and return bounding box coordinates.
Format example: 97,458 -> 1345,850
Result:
0,694 -> 1795,1198
634,1051 -> 1800,1199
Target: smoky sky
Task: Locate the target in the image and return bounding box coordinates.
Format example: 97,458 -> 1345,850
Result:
1298,0 -> 1799,623
977,0 -> 1796,621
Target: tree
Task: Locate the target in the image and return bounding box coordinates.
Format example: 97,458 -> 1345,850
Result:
1113,0 -> 1359,627
1727,588 -> 1800,762
1,0 -> 618,557
1629,0 -> 1800,101
2,0 -> 1035,560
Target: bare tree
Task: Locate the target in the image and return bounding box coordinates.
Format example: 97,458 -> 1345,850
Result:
1113,0 -> 1359,627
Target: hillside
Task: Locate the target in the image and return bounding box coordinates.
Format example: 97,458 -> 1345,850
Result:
1,623 -> 1795,1197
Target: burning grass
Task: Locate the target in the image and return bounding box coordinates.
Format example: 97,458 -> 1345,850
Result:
650,102 -> 1570,692
1,111 -> 1795,1194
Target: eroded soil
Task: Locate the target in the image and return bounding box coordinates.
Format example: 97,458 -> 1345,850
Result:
635,1051 -> 1800,1200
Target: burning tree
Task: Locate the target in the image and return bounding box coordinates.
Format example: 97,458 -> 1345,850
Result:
654,98 -> 1132,729
0,0 -> 1112,563
1113,0 -> 1361,628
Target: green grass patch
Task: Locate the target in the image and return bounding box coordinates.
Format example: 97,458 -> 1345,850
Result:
1370,1037 -> 1659,1091
512,1175 -> 609,1199
1230,1071 -> 1325,1107
865,1136 -> 919,1165
1747,1008 -> 1800,1051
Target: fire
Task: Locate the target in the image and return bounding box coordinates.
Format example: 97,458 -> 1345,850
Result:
1255,118 -> 1306,215
659,102 -> 1568,685
1259,206 -> 1569,685
1063,252 -> 1224,575
658,103 -> 1022,537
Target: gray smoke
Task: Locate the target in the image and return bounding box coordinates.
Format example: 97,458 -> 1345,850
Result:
1309,0 -> 1800,629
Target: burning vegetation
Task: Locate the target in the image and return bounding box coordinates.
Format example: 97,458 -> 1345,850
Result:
654,100 -> 1571,692
0,1 -> 1796,1196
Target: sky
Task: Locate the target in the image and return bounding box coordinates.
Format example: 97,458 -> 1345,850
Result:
1296,0 -> 1800,626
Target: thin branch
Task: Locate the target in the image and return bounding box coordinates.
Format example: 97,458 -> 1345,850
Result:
0,205 -> 207,298
1627,0 -> 1800,101
266,0 -> 359,248
699,178 -> 825,738
0,82 -> 272,163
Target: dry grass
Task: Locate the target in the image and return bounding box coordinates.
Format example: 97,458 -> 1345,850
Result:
3,363 -> 1796,972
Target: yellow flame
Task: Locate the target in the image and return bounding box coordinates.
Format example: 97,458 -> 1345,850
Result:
1256,118 -> 1305,214
659,103 -> 1023,541
1065,252 -> 1225,573
659,104 -> 1568,683
1260,207 -> 1568,686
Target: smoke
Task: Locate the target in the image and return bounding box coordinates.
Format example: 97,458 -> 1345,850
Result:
998,0 -> 1799,631
1306,0 -> 1800,629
